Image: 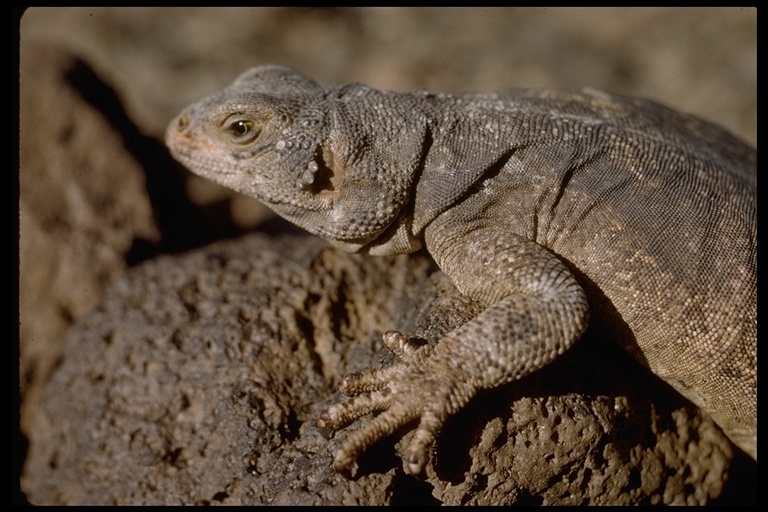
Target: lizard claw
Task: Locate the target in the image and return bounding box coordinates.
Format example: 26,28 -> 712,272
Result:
317,330 -> 469,475
380,330 -> 428,360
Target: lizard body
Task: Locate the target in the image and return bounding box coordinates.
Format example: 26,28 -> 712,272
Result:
165,66 -> 756,473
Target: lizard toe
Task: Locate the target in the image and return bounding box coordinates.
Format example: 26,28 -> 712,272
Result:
317,387 -> 393,429
381,330 -> 429,360
404,408 -> 445,475
332,400 -> 421,472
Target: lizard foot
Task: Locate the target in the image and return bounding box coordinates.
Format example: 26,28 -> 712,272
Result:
317,330 -> 475,475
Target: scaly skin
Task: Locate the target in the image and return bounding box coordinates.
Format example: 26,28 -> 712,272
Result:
166,66 -> 756,473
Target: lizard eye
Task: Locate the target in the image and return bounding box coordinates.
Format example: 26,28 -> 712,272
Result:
224,118 -> 260,145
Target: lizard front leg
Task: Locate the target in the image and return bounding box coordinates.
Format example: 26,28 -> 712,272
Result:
318,222 -> 589,475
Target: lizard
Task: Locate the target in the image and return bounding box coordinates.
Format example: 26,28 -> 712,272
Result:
165,65 -> 756,475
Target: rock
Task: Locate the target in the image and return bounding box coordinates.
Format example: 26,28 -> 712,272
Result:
21,232 -> 752,504
19,42 -> 160,412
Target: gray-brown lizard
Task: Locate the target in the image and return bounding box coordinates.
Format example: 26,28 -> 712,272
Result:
165,65 -> 756,474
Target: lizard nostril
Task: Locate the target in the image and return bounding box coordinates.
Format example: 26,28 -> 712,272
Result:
176,114 -> 189,131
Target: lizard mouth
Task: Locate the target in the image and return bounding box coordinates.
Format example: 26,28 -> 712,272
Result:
165,114 -> 237,172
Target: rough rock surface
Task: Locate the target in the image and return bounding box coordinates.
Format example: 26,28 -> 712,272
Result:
22,230 -> 753,505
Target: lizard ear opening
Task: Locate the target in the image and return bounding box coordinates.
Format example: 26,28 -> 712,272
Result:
300,147 -> 336,193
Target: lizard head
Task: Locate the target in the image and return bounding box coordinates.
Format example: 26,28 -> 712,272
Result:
166,66 -> 426,254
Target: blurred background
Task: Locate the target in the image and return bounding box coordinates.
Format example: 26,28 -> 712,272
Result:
21,7 -> 755,144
